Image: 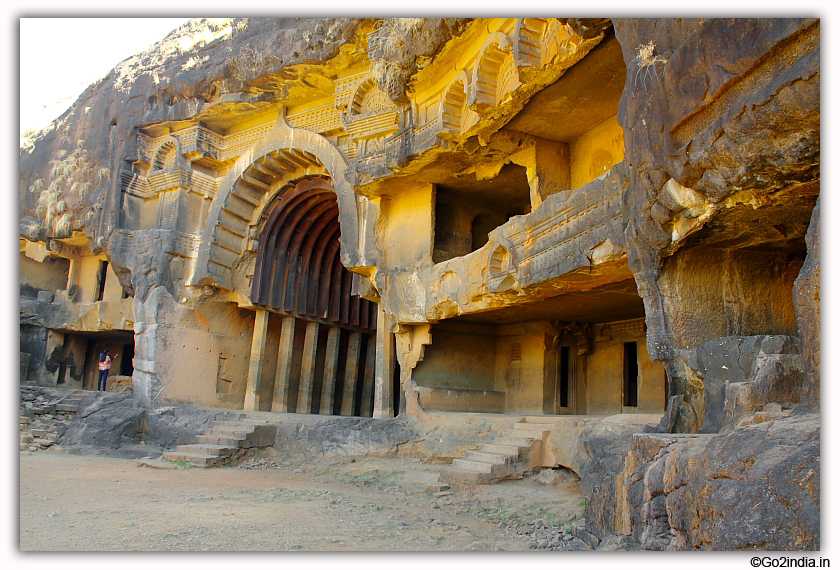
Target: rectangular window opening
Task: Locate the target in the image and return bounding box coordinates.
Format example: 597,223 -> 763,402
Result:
96,260 -> 108,302
623,341 -> 639,407
120,342 -> 135,376
559,346 -> 571,408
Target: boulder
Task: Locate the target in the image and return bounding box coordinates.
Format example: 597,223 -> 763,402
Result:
607,414 -> 819,550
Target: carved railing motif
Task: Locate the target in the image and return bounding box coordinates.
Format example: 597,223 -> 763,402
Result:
427,170 -> 627,319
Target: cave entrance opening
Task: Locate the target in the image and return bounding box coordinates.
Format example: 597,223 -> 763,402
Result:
247,176 -> 397,417
433,164 -> 531,264
42,329 -> 135,391
412,278 -> 666,416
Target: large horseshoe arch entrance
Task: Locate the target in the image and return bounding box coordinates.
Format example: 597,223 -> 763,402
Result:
243,176 -> 397,417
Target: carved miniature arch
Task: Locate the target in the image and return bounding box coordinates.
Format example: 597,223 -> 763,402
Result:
513,18 -> 548,70
439,71 -> 470,135
151,136 -> 181,171
488,243 -> 512,276
350,77 -> 395,116
191,112 -> 362,290
513,18 -> 579,76
541,19 -> 579,67
470,32 -> 519,113
487,243 -> 518,293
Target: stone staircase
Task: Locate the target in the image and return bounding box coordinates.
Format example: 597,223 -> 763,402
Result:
162,417 -> 277,468
440,416 -> 557,485
55,390 -> 86,413
20,386 -> 89,452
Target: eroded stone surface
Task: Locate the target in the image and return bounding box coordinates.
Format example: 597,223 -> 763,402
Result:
19,18 -> 819,551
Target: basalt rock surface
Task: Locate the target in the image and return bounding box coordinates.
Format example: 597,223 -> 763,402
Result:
19,18 -> 820,551
613,17 -> 819,371
792,197 -> 820,412
579,18 -> 821,550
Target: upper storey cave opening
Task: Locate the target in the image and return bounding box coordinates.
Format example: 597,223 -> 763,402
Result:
432,163 -> 531,264
506,31 -> 627,190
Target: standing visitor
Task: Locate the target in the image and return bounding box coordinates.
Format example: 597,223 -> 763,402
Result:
98,348 -> 117,391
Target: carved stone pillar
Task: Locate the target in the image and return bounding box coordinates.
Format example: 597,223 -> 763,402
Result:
296,321 -> 320,414
271,316 -> 297,412
319,326 -> 342,415
373,305 -> 395,419
244,309 -> 269,411
360,337 -> 376,417
340,332 -> 363,416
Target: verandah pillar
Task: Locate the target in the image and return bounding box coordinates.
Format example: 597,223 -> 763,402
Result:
271,316 -> 297,412
244,309 -> 270,411
360,338 -> 376,417
319,326 -> 342,415
373,304 -> 395,419
340,332 -> 362,416
296,321 -> 320,414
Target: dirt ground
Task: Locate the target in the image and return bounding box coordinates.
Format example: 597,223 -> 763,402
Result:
19,448 -> 587,552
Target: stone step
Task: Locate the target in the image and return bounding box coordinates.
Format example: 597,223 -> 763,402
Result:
452,458 -> 505,474
30,438 -> 55,447
521,416 -> 560,425
439,462 -> 515,485
507,428 -> 547,440
136,457 -> 178,470
195,434 -> 250,447
177,443 -> 237,456
475,442 -> 522,457
481,442 -> 533,462
465,450 -> 516,465
235,416 -> 272,423
204,427 -> 255,438
55,404 -> 80,412
444,464 -> 492,475
489,436 -> 533,447
439,466 -> 488,484
210,421 -> 266,430
161,451 -> 221,467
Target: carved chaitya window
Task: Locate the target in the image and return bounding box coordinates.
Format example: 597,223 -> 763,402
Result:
152,141 -> 177,170
350,79 -> 394,116
251,176 -> 376,329
441,80 -> 468,134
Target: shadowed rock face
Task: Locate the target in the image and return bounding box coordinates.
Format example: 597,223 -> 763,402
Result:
792,197 -> 819,412
613,18 -> 818,367
577,18 -> 820,550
